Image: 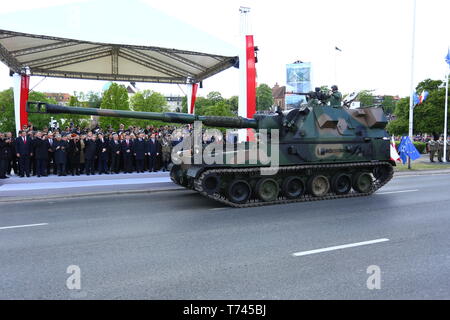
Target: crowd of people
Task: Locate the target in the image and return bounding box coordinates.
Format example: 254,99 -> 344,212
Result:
0,123 -> 186,179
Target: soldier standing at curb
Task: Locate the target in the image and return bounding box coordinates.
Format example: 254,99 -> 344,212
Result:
446,136 -> 450,162
427,136 -> 438,162
161,134 -> 172,172
437,135 -> 445,162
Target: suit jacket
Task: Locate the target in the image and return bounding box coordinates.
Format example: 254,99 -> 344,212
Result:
15,136 -> 32,156
53,140 -> 68,164
0,139 -> 11,160
121,140 -> 133,158
110,140 -> 121,156
133,139 -> 146,160
147,139 -> 160,156
67,140 -> 81,163
84,139 -> 97,160
96,138 -> 109,160
33,138 -> 50,160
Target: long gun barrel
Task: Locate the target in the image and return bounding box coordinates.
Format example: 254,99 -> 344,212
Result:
27,102 -> 258,129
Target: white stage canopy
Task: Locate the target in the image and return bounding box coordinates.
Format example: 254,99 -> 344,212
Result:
0,29 -> 238,84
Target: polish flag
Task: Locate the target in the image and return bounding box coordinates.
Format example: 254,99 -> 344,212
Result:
390,136 -> 400,162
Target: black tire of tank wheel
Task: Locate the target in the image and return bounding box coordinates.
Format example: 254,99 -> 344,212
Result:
373,166 -> 390,181
281,176 -> 304,199
306,175 -> 330,197
331,173 -> 352,195
200,172 -> 221,195
255,178 -> 280,202
227,179 -> 252,204
170,165 -> 181,185
178,174 -> 189,187
352,172 -> 373,193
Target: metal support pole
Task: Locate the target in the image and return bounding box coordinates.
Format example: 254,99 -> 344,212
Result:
408,0 -> 417,169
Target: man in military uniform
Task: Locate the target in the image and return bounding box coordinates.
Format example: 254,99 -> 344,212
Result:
446,136 -> 450,162
329,85 -> 342,107
161,134 -> 172,172
437,135 -> 445,162
427,136 -> 438,162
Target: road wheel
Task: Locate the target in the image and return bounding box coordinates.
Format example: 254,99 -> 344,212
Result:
352,172 -> 373,193
307,175 -> 330,197
255,178 -> 279,202
331,173 -> 352,195
227,180 -> 252,204
200,172 -> 221,195
170,165 -> 182,185
281,176 -> 304,199
373,166 -> 390,181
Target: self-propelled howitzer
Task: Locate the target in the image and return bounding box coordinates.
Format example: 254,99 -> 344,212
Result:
26,101 -> 394,207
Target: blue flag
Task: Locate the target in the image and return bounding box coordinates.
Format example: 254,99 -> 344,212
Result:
397,136 -> 421,164
446,48 -> 450,67
413,93 -> 420,106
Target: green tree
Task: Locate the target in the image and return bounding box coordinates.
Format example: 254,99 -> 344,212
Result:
99,83 -> 131,130
206,91 -> 223,104
381,96 -> 397,115
86,91 -> 102,108
0,88 -> 15,133
256,83 -> 274,111
130,90 -> 168,127
386,78 -> 449,136
66,94 -> 90,128
357,90 -> 374,107
0,89 -> 60,132
227,95 -> 239,113
27,91 -> 60,130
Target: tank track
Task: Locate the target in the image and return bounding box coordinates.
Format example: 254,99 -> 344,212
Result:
193,162 -> 394,208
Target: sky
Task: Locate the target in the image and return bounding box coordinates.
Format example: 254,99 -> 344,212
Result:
0,0 -> 449,99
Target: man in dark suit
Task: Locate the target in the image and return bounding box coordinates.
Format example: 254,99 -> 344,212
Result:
109,134 -> 121,174
147,133 -> 160,172
53,134 -> 68,176
0,134 -> 11,179
84,135 -> 97,175
47,132 -> 57,175
32,131 -> 50,177
15,130 -> 33,177
133,133 -> 146,173
121,134 -> 133,173
67,135 -> 81,176
96,133 -> 109,174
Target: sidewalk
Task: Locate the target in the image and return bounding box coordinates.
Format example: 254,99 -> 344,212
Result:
1,158 -> 449,202
0,171 -> 181,201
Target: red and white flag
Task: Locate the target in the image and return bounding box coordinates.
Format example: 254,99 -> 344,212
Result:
390,136 -> 400,162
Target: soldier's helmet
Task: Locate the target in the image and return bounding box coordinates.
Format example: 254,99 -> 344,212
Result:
331,85 -> 338,91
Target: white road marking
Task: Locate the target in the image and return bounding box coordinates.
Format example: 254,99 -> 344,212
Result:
209,207 -> 227,211
292,238 -> 390,257
376,189 -> 419,195
0,177 -> 172,191
0,223 -> 49,230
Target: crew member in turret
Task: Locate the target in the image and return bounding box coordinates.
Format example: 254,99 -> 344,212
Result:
329,85 -> 342,107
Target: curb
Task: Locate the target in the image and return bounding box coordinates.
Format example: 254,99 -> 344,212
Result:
394,169 -> 450,176
0,186 -> 184,203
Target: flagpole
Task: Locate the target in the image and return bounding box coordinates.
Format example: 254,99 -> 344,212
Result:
444,70 -> 449,162
408,0 -> 417,169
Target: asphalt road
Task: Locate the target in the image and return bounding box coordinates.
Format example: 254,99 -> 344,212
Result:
1,173 -> 450,299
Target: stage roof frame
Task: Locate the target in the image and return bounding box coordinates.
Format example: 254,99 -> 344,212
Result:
0,29 -> 238,84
